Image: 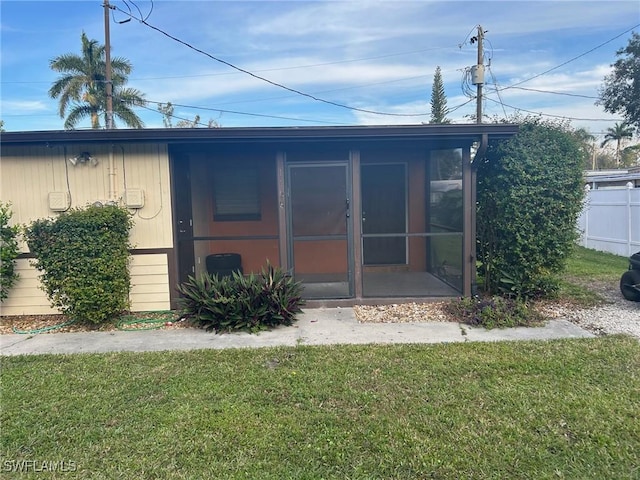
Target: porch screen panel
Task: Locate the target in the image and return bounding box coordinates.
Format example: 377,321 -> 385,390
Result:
291,166 -> 346,237
428,149 -> 463,291
360,150 -> 462,298
362,164 -> 406,265
289,164 -> 351,299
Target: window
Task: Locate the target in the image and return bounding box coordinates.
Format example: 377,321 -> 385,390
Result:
213,167 -> 261,221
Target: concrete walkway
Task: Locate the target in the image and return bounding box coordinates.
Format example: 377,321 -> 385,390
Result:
0,308 -> 594,356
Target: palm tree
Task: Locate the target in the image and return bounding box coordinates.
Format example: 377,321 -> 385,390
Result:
600,122 -> 634,167
49,32 -> 146,129
573,127 -> 596,169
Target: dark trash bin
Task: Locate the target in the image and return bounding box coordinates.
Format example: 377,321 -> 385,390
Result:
620,251 -> 640,302
206,253 -> 243,278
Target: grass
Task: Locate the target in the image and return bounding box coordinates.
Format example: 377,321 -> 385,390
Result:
1,246 -> 638,479
565,245 -> 630,281
557,246 -> 630,307
2,337 -> 639,479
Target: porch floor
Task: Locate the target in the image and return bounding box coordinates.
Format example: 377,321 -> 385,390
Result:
301,271 -> 460,299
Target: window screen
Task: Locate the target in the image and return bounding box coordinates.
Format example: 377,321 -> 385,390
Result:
213,167 -> 261,221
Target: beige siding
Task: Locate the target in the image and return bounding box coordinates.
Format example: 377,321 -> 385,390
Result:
1,254 -> 170,316
0,259 -> 57,316
1,143 -> 175,316
129,253 -> 171,312
0,143 -> 173,251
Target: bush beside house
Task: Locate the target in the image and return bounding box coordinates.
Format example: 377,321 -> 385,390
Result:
0,202 -> 20,302
476,118 -> 585,298
25,205 -> 133,324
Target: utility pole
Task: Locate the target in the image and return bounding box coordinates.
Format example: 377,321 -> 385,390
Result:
470,25 -> 485,124
103,0 -> 114,129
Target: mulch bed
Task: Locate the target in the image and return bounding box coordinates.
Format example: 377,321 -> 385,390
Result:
0,312 -> 191,335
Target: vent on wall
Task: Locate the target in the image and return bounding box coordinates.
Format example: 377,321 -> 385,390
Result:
124,189 -> 145,209
48,192 -> 70,211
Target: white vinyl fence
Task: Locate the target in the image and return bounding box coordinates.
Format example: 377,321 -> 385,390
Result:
577,184 -> 640,257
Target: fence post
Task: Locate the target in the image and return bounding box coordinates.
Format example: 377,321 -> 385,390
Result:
627,182 -> 633,257
583,184 -> 591,248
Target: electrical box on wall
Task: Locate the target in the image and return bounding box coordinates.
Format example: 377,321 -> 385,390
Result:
48,192 -> 70,211
124,189 -> 145,209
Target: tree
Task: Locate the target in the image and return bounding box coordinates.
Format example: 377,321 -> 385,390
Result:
476,118 -> 585,298
597,32 -> 640,132
429,66 -> 450,124
157,102 -> 174,128
601,122 -> 634,167
157,101 -> 220,128
621,143 -> 640,167
49,32 -> 146,129
572,127 -> 596,170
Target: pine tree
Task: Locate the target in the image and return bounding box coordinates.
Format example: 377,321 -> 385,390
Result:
429,66 -> 450,124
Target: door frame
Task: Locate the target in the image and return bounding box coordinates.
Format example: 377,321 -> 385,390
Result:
171,153 -> 195,285
285,161 -> 354,298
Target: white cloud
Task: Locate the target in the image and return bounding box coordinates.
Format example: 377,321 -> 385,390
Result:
1,100 -> 49,113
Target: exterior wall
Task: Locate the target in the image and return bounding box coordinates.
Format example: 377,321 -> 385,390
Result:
1,254 -> 171,316
407,157 -> 427,271
129,253 -> 171,312
0,143 -> 173,315
0,259 -> 55,315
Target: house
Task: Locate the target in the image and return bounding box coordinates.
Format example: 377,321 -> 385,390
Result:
584,168 -> 640,190
0,124 -> 518,315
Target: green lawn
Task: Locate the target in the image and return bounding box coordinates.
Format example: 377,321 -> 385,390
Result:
2,337 -> 639,479
558,246 -> 630,306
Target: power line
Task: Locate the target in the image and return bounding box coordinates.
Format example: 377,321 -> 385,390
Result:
483,95 -> 624,122
496,86 -> 599,100
145,100 -> 350,125
501,23 -> 640,90
112,5 -> 429,118
487,65 -> 508,119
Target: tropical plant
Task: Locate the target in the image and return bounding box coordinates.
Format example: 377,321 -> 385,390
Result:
25,205 -> 133,323
600,122 -> 634,166
49,32 -> 146,129
476,117 -> 585,299
598,32 -> 640,132
177,263 -> 304,333
572,127 -> 597,170
621,143 -> 640,167
0,202 -> 20,302
429,66 -> 450,124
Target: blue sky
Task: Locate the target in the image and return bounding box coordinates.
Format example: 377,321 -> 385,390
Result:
1,0 -> 639,138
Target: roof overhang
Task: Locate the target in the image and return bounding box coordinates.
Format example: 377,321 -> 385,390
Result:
0,124 -> 519,147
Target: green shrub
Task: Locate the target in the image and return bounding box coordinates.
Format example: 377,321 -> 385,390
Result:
476,117 -> 585,299
177,263 -> 304,333
0,202 -> 20,302
445,295 -> 544,329
25,204 -> 133,324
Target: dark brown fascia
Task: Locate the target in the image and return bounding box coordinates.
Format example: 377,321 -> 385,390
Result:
0,124 -> 519,147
